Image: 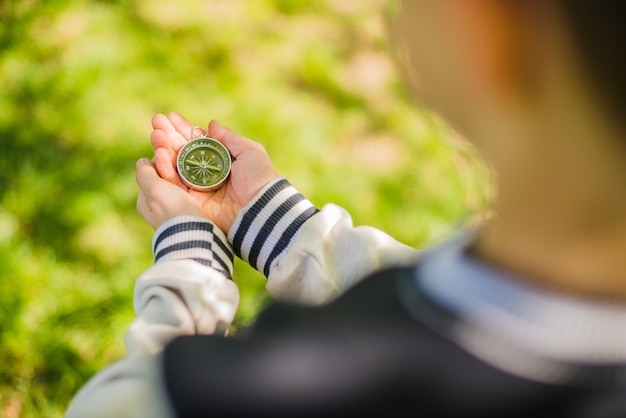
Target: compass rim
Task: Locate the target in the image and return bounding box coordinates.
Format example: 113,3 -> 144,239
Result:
176,137 -> 232,191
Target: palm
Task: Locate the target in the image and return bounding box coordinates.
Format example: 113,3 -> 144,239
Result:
189,187 -> 233,233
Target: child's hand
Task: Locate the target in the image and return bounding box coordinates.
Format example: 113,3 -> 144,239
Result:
136,158 -> 206,230
150,112 -> 279,233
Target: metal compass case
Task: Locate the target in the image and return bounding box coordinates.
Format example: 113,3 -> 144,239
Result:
177,126 -> 232,191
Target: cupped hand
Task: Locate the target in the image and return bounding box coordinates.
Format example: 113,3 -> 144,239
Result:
136,158 -> 206,230
150,112 -> 279,233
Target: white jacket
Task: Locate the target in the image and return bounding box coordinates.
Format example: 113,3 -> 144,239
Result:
65,177 -> 420,417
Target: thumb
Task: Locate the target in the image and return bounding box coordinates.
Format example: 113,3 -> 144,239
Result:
208,120 -> 256,158
136,158 -> 161,192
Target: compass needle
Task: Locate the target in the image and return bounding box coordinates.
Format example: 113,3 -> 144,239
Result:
186,159 -> 204,167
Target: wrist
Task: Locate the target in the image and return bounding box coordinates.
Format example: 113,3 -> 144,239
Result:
153,215 -> 234,279
227,177 -> 319,277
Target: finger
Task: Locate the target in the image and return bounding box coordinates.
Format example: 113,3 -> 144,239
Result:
151,128 -> 172,153
151,128 -> 186,157
208,119 -> 259,158
136,158 -> 162,194
168,111 -> 196,141
136,188 -> 161,230
154,147 -> 184,186
136,160 -> 157,222
152,113 -> 175,134
152,112 -> 190,147
151,113 -> 167,129
136,188 -> 150,217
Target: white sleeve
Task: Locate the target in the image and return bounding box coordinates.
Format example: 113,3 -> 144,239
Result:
65,216 -> 239,418
228,177 -> 422,306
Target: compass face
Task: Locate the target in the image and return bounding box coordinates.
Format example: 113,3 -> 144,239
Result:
176,137 -> 232,191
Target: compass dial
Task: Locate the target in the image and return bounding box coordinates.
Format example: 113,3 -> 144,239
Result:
176,137 -> 231,191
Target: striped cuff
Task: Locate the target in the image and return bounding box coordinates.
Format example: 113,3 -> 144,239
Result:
228,177 -> 319,277
152,216 -> 234,280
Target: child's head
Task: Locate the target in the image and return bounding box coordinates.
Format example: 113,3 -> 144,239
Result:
392,1 -> 625,153
391,1 -> 626,296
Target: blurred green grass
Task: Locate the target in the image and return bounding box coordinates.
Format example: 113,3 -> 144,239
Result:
0,0 -> 493,416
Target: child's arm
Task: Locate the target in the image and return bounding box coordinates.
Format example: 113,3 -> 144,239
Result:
65,216 -> 239,418
66,157 -> 240,417
228,177 -> 422,306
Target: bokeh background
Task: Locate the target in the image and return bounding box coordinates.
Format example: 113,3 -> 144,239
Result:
0,0 -> 493,416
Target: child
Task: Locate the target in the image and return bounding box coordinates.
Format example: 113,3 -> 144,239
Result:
66,1 -> 626,417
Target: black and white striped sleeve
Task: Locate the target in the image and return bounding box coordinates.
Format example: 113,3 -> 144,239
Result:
227,177 -> 320,277
152,216 -> 234,280
66,216 -> 240,418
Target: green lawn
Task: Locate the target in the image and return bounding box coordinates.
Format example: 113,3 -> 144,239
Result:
0,0 -> 492,416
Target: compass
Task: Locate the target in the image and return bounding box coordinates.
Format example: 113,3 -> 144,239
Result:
176,126 -> 232,191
